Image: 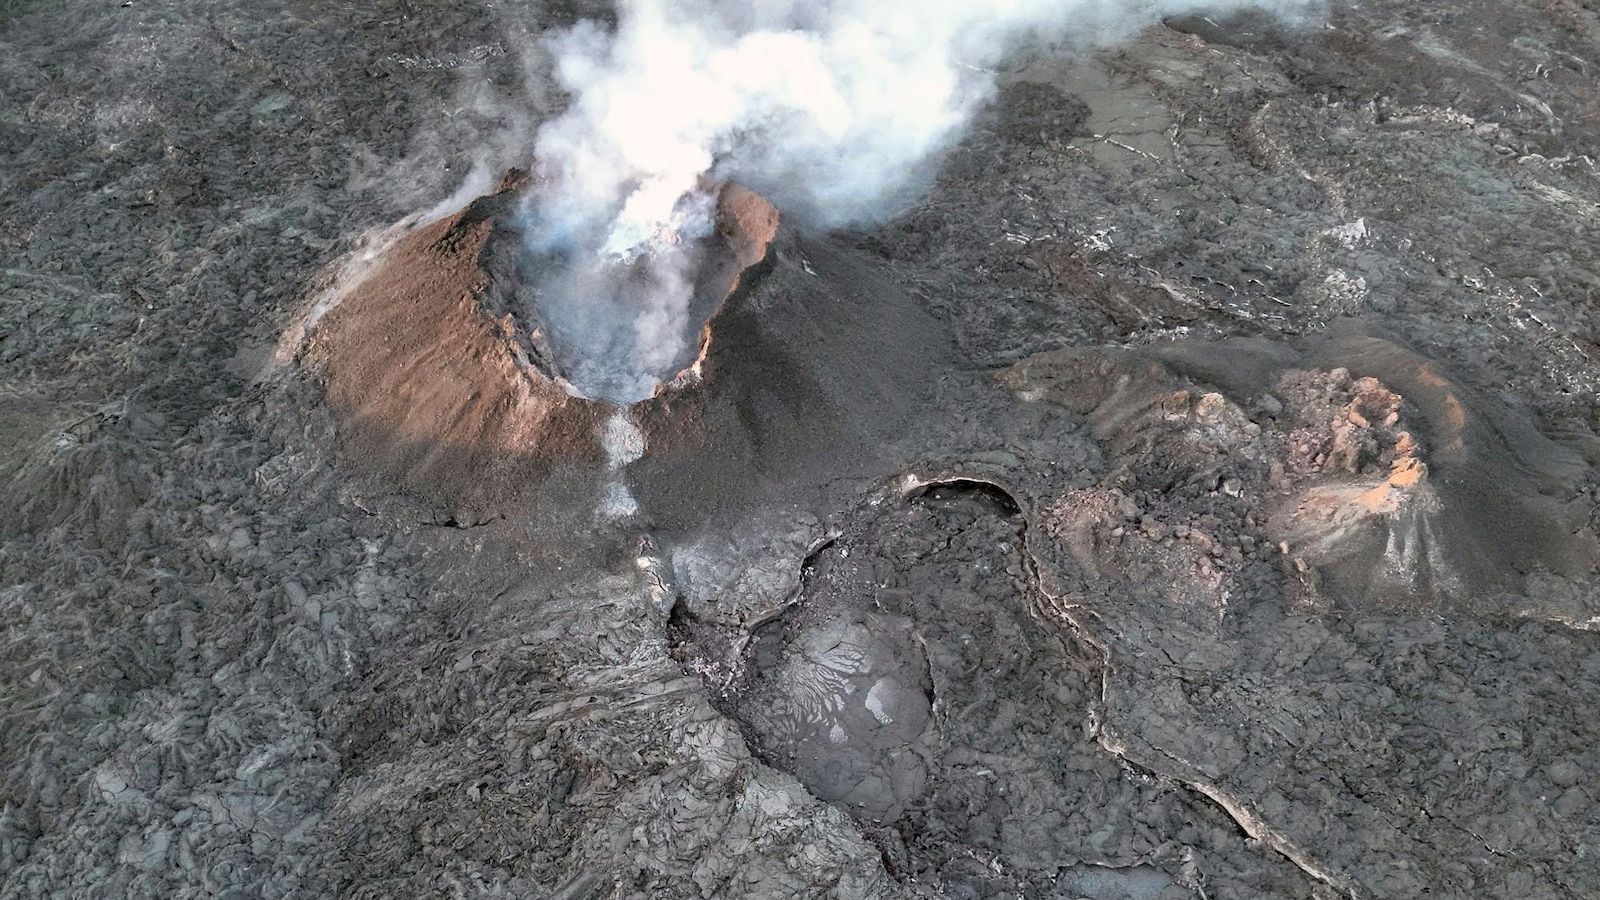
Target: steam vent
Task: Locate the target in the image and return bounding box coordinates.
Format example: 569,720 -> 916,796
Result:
17,4 -> 1600,900
299,172 -> 778,516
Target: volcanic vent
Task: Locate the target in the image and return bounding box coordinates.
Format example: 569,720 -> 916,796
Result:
500,178 -> 779,403
299,172 -> 777,513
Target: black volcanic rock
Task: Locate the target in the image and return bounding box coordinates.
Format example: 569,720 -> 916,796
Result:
4,3 -> 1600,900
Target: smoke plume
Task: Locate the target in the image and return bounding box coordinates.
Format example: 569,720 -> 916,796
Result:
516,0 -> 1320,403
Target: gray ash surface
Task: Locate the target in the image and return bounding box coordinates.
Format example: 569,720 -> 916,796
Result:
4,2 -> 1600,900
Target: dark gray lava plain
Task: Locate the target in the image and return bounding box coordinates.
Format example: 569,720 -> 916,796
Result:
5,2 -> 1600,899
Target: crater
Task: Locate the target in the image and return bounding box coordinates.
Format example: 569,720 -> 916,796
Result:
489,179 -> 779,403
295,171 -> 777,515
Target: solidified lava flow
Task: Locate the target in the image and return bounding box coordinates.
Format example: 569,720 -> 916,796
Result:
18,2 -> 1600,898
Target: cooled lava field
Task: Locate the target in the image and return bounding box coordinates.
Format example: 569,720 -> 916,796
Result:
5,2 -> 1600,899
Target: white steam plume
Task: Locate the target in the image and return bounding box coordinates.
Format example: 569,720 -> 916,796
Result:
518,0 -> 1320,403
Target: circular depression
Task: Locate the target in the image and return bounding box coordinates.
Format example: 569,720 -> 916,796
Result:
483,181 -> 779,404
300,173 -> 777,515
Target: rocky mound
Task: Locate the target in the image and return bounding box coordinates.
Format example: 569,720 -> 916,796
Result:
1004,321 -> 1600,613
